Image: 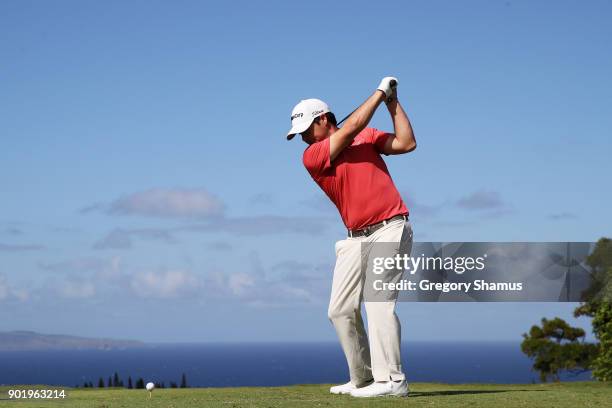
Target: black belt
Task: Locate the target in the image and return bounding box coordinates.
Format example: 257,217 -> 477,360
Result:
348,214 -> 407,238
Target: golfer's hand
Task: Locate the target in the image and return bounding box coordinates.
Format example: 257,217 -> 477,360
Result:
386,85 -> 398,105
377,76 -> 398,98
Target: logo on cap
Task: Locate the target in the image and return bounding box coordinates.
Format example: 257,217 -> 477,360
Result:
311,109 -> 324,117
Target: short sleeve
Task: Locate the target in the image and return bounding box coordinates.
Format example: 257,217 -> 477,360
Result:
303,137 -> 331,177
368,127 -> 391,154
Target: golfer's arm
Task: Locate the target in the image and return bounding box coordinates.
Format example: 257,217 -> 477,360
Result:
329,91 -> 386,161
382,99 -> 416,155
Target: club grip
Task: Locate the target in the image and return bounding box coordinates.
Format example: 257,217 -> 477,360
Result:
390,79 -> 397,88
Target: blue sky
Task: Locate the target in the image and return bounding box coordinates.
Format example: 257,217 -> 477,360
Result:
1,0 -> 610,343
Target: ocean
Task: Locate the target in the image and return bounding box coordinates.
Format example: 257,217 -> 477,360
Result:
0,342 -> 591,387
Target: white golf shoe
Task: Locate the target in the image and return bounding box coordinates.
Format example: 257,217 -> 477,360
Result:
330,379 -> 374,395
329,381 -> 356,395
349,380 -> 409,398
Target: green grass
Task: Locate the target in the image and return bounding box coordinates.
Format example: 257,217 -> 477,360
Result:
1,382 -> 610,407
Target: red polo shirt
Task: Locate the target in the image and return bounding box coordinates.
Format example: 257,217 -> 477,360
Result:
303,127 -> 408,230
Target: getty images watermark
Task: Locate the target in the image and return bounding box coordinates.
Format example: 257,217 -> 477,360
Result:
370,252 -> 515,293
362,242 -> 608,302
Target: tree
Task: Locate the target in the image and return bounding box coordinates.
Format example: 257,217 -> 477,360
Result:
128,376 -> 133,389
113,372 -> 120,387
574,238 -> 612,381
107,376 -> 112,388
521,317 -> 597,382
170,382 -> 177,388
98,378 -> 105,388
522,237 -> 612,382
135,377 -> 145,389
180,373 -> 187,388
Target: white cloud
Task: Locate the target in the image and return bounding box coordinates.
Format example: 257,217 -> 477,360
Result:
0,274 -> 30,302
108,188 -> 225,218
59,279 -> 96,299
203,255 -> 330,307
35,257 -> 128,301
11,288 -> 30,302
92,215 -> 334,251
456,190 -> 505,210
130,269 -> 202,299
228,272 -> 256,296
188,215 -> 333,236
39,256 -> 121,276
93,229 -> 132,250
93,228 -> 176,250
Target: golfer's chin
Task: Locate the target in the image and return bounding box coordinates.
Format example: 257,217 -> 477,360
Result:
302,134 -> 329,145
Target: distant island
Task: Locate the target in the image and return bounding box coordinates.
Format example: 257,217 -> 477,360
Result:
0,330 -> 147,351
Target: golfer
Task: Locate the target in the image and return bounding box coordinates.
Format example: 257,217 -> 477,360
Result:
286,77 -> 416,398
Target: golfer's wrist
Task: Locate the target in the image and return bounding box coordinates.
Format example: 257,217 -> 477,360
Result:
386,97 -> 398,108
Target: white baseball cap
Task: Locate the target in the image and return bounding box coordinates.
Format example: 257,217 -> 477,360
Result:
286,98 -> 330,140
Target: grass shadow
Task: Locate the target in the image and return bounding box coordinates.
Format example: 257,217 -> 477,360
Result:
409,389 -> 545,398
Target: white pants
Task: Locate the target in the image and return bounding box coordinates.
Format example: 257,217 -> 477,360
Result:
328,218 -> 413,384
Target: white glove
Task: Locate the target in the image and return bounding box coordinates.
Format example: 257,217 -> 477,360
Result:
377,76 -> 398,98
